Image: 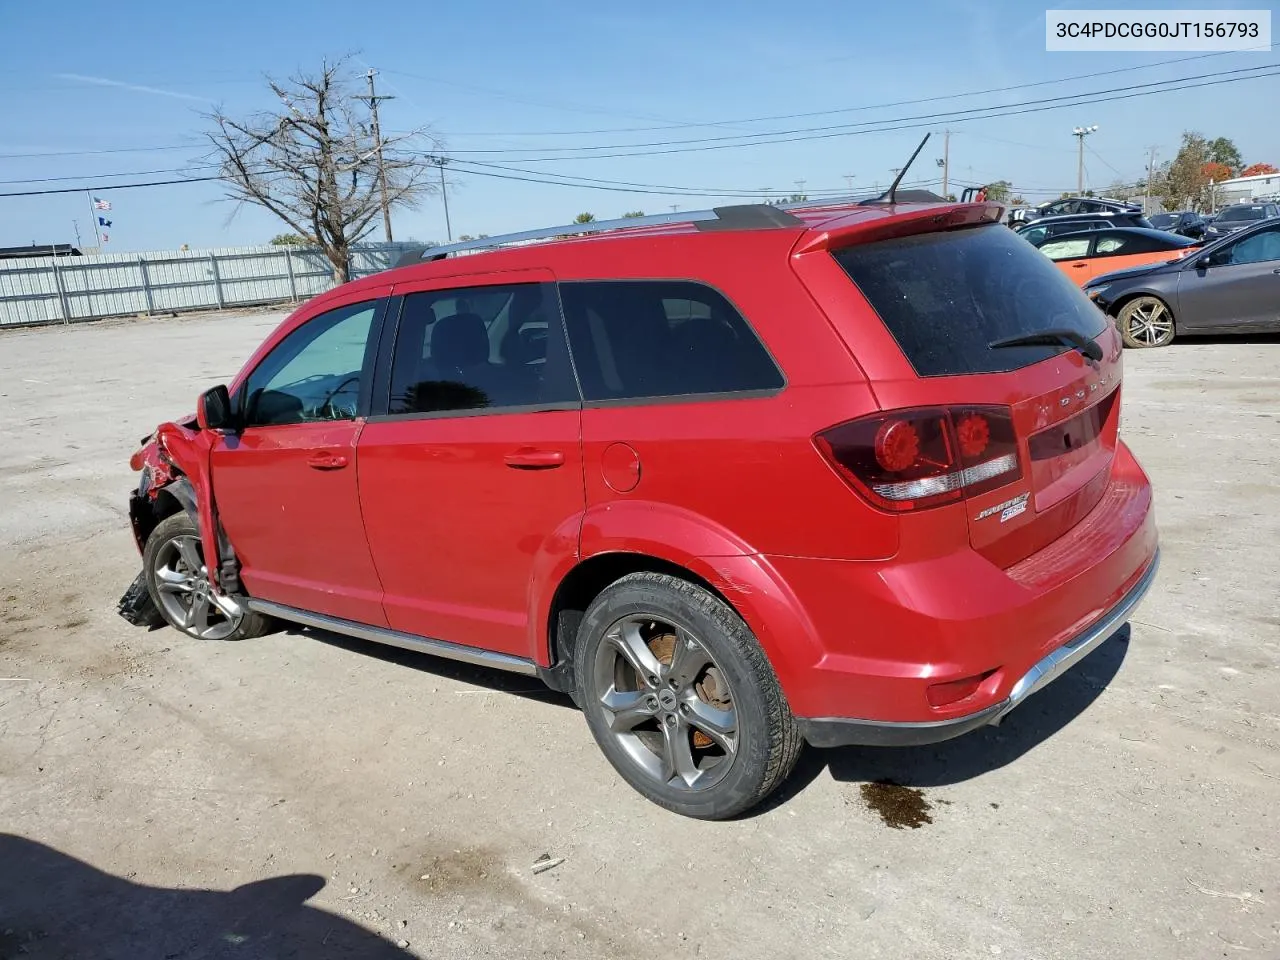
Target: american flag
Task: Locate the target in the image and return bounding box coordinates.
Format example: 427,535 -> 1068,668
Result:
101,233 -> 110,243
93,198 -> 112,211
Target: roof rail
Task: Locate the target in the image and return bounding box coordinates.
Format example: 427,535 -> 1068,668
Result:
393,191 -> 951,267
408,208 -> 722,262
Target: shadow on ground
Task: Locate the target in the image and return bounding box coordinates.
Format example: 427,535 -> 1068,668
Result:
286,622 -> 1128,817
292,626 -> 576,709
0,836 -> 414,959
761,626 -> 1131,812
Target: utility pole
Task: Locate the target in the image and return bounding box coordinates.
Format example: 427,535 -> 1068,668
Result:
843,174 -> 856,192
358,69 -> 396,242
1142,146 -> 1159,214
432,157 -> 452,241
942,130 -> 950,198
1073,125 -> 1098,195
794,179 -> 806,198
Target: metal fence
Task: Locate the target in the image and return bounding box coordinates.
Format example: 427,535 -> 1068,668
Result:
0,242 -> 421,329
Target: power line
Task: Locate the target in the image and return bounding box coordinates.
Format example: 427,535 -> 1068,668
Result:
0,143 -> 200,160
447,158 -> 850,197
0,175 -> 222,198
0,164 -> 223,185
441,64 -> 1280,159
439,45 -> 1274,138
447,66 -> 1280,164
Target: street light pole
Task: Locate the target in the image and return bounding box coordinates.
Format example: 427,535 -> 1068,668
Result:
1073,125 -> 1098,195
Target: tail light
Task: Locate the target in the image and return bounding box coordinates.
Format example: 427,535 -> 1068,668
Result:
815,406 -> 1022,512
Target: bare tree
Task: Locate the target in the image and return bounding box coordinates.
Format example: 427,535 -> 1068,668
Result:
206,58 -> 440,283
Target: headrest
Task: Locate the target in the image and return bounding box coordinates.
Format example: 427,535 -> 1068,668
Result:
432,313 -> 488,370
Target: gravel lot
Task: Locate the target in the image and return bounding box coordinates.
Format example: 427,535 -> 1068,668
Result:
1,310 -> 1277,959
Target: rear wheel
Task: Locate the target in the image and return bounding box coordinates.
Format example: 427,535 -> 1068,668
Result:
1117,296 -> 1176,348
573,572 -> 802,819
143,512 -> 270,641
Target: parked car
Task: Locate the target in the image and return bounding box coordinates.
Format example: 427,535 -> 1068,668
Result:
1203,202 -> 1280,239
1084,216 -> 1280,347
119,200 -> 1159,819
1014,211 -> 1153,244
1148,211 -> 1208,239
1009,195 -> 1142,226
1032,227 -> 1200,285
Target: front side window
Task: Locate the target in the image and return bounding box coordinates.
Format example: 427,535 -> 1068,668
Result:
242,301 -> 379,426
1220,225 -> 1280,266
558,280 -> 783,402
387,282 -> 578,415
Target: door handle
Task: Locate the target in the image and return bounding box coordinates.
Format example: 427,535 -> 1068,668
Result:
504,448 -> 565,469
1071,263 -> 1088,268
306,452 -> 349,470
1272,268 -> 1280,274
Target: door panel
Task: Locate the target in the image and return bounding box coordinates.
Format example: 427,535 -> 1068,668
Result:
1177,225 -> 1280,332
213,296 -> 389,625
359,412 -> 583,656
358,274 -> 584,658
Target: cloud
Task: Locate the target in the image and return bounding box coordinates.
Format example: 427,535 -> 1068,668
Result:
54,73 -> 212,103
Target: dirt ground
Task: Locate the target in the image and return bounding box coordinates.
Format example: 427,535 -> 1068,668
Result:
1,310 -> 1277,959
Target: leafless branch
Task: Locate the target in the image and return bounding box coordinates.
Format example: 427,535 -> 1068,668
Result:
203,58 -> 442,281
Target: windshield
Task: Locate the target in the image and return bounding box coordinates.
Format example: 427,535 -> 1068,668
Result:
1150,214 -> 1176,229
832,224 -> 1107,377
1217,206 -> 1268,223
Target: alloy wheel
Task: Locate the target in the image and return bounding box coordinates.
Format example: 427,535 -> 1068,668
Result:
152,535 -> 244,640
592,615 -> 738,792
1124,297 -> 1174,347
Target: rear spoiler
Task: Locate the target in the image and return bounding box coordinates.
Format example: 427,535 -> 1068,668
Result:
792,202 -> 1006,256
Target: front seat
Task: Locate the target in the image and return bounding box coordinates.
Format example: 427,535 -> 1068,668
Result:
429,312 -> 495,408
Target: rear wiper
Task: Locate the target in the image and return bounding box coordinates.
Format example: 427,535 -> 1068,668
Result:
988,328 -> 1103,362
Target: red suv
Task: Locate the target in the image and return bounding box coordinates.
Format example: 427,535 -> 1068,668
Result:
119,199 -> 1159,819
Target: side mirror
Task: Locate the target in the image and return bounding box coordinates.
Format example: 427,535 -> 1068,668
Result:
197,384 -> 236,432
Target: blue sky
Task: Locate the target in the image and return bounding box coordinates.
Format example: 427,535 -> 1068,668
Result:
1,0 -> 1276,251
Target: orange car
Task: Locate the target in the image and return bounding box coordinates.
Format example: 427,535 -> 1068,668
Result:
1033,227 -> 1200,285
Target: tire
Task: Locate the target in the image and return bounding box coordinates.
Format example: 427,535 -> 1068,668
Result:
1116,296 -> 1176,348
573,572 -> 803,819
142,512 -> 271,642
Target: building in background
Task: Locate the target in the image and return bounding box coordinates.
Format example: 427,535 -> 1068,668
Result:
0,243 -> 82,260
1215,172 -> 1280,204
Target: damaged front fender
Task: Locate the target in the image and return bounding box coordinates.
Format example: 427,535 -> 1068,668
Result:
128,417 -> 226,589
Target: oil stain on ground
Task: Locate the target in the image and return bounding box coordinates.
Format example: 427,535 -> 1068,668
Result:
859,780 -> 934,829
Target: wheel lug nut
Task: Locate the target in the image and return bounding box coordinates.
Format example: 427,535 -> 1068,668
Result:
665,715 -> 676,727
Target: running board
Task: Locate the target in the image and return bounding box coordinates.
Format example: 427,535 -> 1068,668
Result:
246,600 -> 540,677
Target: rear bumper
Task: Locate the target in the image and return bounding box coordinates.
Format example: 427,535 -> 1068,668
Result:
751,441 -> 1157,731
795,548 -> 1159,747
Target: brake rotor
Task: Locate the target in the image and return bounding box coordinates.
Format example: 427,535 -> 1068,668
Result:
646,627 -> 721,750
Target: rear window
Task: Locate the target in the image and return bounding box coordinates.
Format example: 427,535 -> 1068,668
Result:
832,224 -> 1107,377
1150,214 -> 1176,229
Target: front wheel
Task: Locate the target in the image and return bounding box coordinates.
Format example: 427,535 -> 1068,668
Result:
142,512 -> 270,641
573,573 -> 803,819
1117,296 -> 1176,348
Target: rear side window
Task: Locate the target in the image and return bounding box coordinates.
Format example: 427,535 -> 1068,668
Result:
832,224 -> 1107,377
1039,237 -> 1091,260
558,280 -> 783,401
386,282 -> 578,415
